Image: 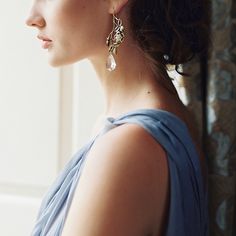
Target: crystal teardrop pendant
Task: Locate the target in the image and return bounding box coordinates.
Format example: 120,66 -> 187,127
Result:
106,53 -> 116,71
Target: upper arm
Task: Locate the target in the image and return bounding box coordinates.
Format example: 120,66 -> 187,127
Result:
61,124 -> 169,236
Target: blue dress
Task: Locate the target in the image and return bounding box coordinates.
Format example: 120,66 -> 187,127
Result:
31,108 -> 209,236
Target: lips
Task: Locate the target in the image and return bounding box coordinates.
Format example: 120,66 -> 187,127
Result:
37,34 -> 53,49
37,34 -> 52,41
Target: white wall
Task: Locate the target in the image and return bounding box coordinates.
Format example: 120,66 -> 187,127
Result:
0,1 -> 104,235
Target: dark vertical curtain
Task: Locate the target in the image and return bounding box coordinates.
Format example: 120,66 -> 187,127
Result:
179,1 -> 236,235
207,1 -> 236,235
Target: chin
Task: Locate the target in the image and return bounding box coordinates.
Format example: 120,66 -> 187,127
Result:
48,53 -> 85,67
48,56 -> 74,67
49,60 -> 70,67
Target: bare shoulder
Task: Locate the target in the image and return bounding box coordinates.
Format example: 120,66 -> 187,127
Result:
92,123 -> 168,163
62,123 -> 169,236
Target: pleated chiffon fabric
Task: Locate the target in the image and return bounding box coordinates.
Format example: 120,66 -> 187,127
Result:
31,108 -> 209,236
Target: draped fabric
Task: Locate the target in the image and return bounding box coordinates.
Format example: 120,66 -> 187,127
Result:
176,1 -> 236,235
31,109 -> 208,235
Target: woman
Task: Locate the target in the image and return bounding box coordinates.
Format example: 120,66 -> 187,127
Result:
25,0 -> 209,235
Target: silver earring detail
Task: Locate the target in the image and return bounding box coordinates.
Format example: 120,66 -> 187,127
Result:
106,12 -> 125,71
163,54 -> 170,62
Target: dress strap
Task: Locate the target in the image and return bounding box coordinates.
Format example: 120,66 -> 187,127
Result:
96,108 -> 208,236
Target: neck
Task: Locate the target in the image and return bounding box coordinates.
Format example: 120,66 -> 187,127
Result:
87,26 -> 179,119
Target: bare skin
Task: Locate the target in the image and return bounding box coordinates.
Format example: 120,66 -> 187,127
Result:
25,0 -> 207,235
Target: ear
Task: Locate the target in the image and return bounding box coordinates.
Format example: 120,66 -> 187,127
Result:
108,0 -> 129,14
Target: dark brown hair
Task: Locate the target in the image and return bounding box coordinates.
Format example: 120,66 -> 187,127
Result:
128,0 -> 211,79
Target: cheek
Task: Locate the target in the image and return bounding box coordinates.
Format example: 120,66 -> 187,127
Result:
47,0 -> 109,59
49,0 -> 89,43
51,2 -> 81,31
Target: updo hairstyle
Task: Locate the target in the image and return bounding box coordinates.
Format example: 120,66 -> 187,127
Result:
128,0 -> 211,78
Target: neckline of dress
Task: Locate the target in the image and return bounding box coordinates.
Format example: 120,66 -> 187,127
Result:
104,108 -> 188,129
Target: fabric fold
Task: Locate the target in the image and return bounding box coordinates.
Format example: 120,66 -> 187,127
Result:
31,108 -> 209,236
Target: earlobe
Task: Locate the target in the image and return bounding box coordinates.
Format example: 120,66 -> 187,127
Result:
108,0 -> 129,15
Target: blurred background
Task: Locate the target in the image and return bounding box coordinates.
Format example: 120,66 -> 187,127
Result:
0,1 -> 236,236
0,1 -> 105,235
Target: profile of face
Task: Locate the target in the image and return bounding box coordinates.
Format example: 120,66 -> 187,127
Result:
25,0 -> 119,67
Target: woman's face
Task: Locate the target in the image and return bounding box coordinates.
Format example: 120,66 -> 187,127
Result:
25,0 -> 111,67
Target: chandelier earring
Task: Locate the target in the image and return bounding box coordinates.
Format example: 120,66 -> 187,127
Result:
106,11 -> 125,71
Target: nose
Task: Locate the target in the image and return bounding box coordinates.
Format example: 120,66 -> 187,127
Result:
25,14 -> 45,28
